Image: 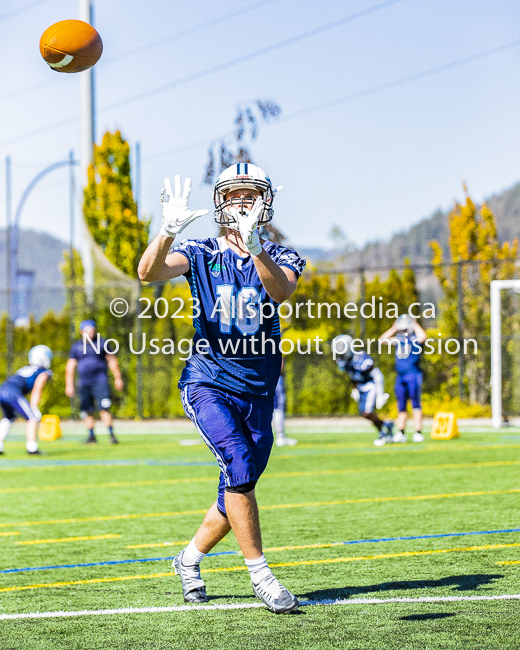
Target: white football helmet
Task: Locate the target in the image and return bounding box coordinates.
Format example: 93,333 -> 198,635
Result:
29,345 -> 53,369
395,314 -> 414,335
332,334 -> 354,360
213,163 -> 276,230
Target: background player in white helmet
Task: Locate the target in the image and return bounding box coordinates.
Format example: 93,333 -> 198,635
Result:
379,314 -> 428,442
138,163 -> 305,613
332,335 -> 393,446
0,345 -> 52,455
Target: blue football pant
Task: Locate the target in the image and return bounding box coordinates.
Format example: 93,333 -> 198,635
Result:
395,372 -> 423,411
181,384 -> 274,516
0,392 -> 35,421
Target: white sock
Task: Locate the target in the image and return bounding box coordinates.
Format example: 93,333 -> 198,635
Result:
245,554 -> 271,585
26,440 -> 38,453
0,418 -> 11,443
182,538 -> 206,566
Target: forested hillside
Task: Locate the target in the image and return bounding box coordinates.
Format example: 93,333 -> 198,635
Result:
304,181 -> 520,269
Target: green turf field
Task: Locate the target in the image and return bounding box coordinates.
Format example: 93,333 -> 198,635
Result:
1,423 -> 520,649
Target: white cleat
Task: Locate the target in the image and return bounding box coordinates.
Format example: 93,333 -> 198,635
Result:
252,572 -> 299,614
373,434 -> 393,447
412,432 -> 425,443
173,550 -> 208,603
275,437 -> 298,447
392,431 -> 407,443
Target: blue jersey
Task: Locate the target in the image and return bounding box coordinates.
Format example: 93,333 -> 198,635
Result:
394,333 -> 423,375
337,353 -> 374,387
69,337 -> 109,386
0,365 -> 51,397
176,236 -> 306,397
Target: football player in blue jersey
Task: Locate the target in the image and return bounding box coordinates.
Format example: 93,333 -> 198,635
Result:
65,320 -> 123,445
379,315 -> 428,443
138,164 -> 306,613
0,345 -> 53,455
333,334 -> 393,446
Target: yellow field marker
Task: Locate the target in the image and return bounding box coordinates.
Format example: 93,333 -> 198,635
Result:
1,488 -> 520,529
3,459 -> 520,496
1,542 -> 518,594
497,560 -> 520,565
125,540 -> 190,549
0,532 -> 20,537
14,534 -> 121,546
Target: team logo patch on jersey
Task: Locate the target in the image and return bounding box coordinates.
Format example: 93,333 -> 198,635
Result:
208,260 -> 226,277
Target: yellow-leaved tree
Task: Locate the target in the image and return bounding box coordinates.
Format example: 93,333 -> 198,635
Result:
83,131 -> 149,278
430,187 -> 518,403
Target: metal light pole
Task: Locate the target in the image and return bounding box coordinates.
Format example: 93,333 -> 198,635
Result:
5,157 -> 13,375
135,142 -> 144,419
69,150 -> 77,417
79,0 -> 95,302
9,157 -> 80,316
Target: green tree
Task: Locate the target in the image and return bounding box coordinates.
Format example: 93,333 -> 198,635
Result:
83,131 -> 149,278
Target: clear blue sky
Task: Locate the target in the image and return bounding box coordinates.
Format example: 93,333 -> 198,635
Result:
1,0 -> 519,253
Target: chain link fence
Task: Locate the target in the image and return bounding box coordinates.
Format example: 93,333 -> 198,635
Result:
0,259 -> 519,419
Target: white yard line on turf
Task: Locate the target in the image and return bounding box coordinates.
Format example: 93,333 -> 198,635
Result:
1,593 -> 520,620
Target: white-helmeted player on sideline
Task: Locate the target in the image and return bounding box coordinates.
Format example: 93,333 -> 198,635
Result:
0,345 -> 53,455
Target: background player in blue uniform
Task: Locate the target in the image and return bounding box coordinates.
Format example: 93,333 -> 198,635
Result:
0,345 -> 52,455
379,315 -> 428,443
138,164 -> 305,613
65,320 -> 123,445
333,334 -> 393,446
273,372 -> 298,447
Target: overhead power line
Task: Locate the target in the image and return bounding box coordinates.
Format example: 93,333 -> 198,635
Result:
103,0 -> 278,66
0,0 -> 278,105
0,0 -> 403,146
281,37 -> 520,123
141,37 -> 520,163
100,0 -> 405,112
0,0 -> 51,22
5,34 -> 518,153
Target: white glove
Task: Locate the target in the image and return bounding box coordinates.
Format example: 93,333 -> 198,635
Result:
160,175 -> 208,238
376,392 -> 390,410
226,197 -> 263,256
31,407 -> 42,422
350,388 -> 360,403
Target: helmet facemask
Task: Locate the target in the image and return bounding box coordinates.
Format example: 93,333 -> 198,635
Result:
214,179 -> 274,230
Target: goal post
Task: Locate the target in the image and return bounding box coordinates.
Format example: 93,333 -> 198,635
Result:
490,279 -> 520,428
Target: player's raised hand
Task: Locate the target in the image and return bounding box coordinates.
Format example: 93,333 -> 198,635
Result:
160,175 -> 208,238
232,196 -> 263,256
